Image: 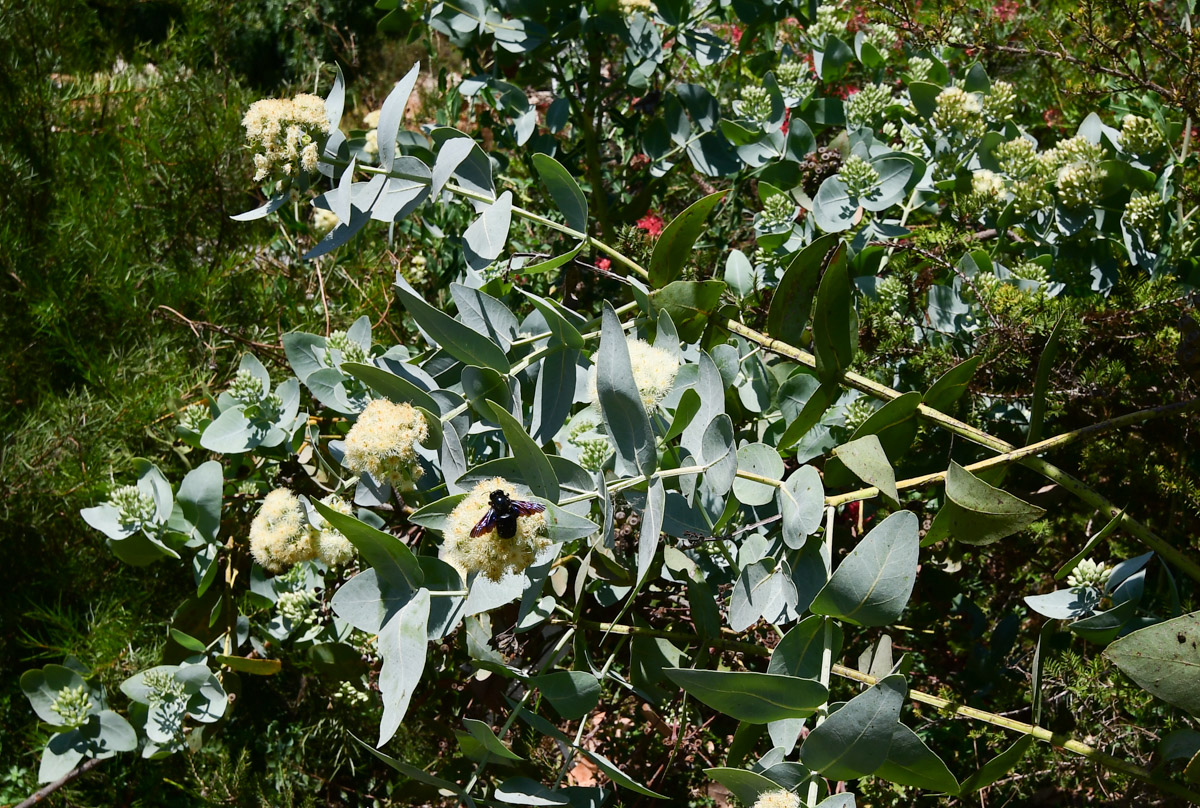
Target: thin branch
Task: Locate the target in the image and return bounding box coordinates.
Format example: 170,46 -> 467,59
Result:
16,757 -> 104,808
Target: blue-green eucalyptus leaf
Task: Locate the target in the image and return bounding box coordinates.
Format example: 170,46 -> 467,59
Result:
495,776 -> 567,805
463,190 -> 513,270
450,283 -> 519,349
811,244 -> 856,382
778,465 -> 824,549
811,510 -> 919,626
342,361 -> 439,414
377,588 -> 430,746
650,280 -> 726,343
800,673 -> 906,779
663,669 -> 827,722
1103,611 -> 1200,717
597,302 -> 656,476
922,356 -> 981,413
874,723 -> 960,794
532,153 -> 587,232
313,500 -> 424,591
703,768 -> 789,806
959,736 -> 1033,793
831,434 -> 899,503
531,670 -> 602,720
732,442 -> 784,506
486,401 -> 560,503
376,63 -> 421,172
648,191 -> 728,287
175,461 -> 222,544
394,276 -> 511,372
768,233 -> 839,347
924,462 -> 1045,546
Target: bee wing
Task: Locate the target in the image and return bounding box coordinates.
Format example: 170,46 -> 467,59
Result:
470,509 -> 498,537
511,500 -> 547,516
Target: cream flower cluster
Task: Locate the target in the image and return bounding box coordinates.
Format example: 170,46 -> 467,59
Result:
1067,557 -> 1111,589
736,86 -> 775,125
1125,192 -> 1163,236
312,207 -> 339,237
362,108 -> 381,160
326,330 -> 369,366
807,3 -> 844,43
753,789 -> 802,808
994,137 -> 1040,179
249,489 -> 317,573
774,60 -> 814,103
933,87 -> 985,139
619,0 -> 656,15
312,494 -> 357,567
1119,114 -> 1163,155
342,399 -> 428,489
242,93 -> 329,182
442,478 -> 549,582
971,169 -> 1005,203
587,338 -> 680,410
983,81 -> 1017,121
760,193 -> 798,231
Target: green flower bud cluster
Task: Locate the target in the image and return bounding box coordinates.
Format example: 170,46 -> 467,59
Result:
807,3 -> 845,44
142,669 -> 187,705
228,369 -> 265,405
1011,179 -> 1053,217
843,397 -> 876,433
907,57 -> 933,83
845,83 -> 892,129
983,81 -> 1017,121
109,484 -> 157,527
736,86 -> 775,125
49,684 -> 94,727
333,681 -> 371,705
1119,114 -> 1163,155
1125,193 -> 1162,230
775,60 -> 815,103
1055,162 -> 1106,208
933,87 -> 985,139
276,589 -> 317,623
326,330 -> 368,366
866,24 -> 897,51
838,154 -> 880,197
971,270 -> 1001,301
994,137 -> 1040,179
578,437 -> 613,472
876,275 -> 907,317
1009,261 -> 1049,285
1067,557 -> 1110,589
257,392 -> 284,421
1042,135 -> 1104,172
178,403 -> 210,433
759,193 -> 798,231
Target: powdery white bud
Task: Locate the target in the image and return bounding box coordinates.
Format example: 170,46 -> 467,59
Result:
442,478 -> 549,582
1125,192 -> 1163,233
736,86 -> 775,125
326,330 -> 368,366
1067,557 -> 1111,589
276,589 -> 317,623
845,83 -> 891,129
838,153 -> 880,198
228,368 -> 264,405
995,137 -> 1039,179
333,681 -> 371,704
142,670 -> 187,705
1055,162 -> 1106,208
578,437 -> 613,471
759,193 -> 798,231
587,338 -> 680,409
313,494 -> 356,567
907,57 -> 933,83
933,87 -> 985,139
807,3 -> 844,43
1011,179 -> 1053,217
753,789 -> 802,808
775,60 -> 815,103
342,399 -> 428,490
1009,261 -> 1049,285
983,81 -> 1017,121
249,488 -> 318,573
1119,114 -> 1163,155
178,403 -> 210,433
49,684 -> 94,727
843,397 -> 876,433
109,484 -> 157,527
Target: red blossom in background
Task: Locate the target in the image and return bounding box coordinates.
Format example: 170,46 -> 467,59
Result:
833,83 -> 859,100
781,109 -> 791,135
596,257 -> 612,270
636,212 -> 665,237
1043,107 -> 1064,128
991,0 -> 1021,22
847,6 -> 869,32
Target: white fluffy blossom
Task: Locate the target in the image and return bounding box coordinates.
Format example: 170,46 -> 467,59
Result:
753,790 -> 802,808
587,338 -> 679,409
342,399 -> 428,489
312,494 -> 357,567
249,488 -> 317,572
242,94 -> 330,183
442,478 -> 549,582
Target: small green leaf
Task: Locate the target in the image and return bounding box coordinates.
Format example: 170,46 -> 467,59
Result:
832,434 -> 899,504
649,191 -> 728,287
650,280 -> 726,342
811,510 -> 919,626
811,244 -> 856,383
486,401 -> 560,503
394,277 -> 510,372
874,723 -> 960,794
1104,611 -> 1200,717
169,629 -> 207,653
342,362 -> 439,414
777,465 -> 825,549
703,768 -> 788,806
923,356 -> 981,413
312,500 -> 424,591
531,670 -> 601,719
597,302 -> 656,477
800,673 -> 907,779
462,717 -> 525,761
663,668 -> 827,723
959,736 -> 1033,793
924,462 -> 1045,546
768,233 -> 839,348
532,153 -> 587,232
215,655 -> 282,676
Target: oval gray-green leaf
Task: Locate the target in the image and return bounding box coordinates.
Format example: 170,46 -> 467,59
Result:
811,510 -> 918,626
663,668 -> 827,723
1104,611 -> 1200,717
800,673 -> 907,779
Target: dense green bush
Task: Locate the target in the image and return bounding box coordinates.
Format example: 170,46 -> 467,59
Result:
5,0 -> 1200,805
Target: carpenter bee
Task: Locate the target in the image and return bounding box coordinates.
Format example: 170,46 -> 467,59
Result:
470,490 -> 546,540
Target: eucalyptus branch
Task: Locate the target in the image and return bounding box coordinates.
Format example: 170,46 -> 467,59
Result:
549,618 -> 1200,803
16,757 -> 105,808
721,317 -> 1200,582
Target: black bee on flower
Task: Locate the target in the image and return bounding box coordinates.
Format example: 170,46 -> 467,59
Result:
470,490 -> 546,540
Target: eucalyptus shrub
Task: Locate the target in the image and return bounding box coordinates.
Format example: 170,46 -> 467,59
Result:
20,0 -> 1200,805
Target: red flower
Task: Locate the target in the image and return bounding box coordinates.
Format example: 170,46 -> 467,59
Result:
636,212 -> 665,237
833,83 -> 859,100
1043,107 -> 1063,128
596,257 -> 612,270
991,0 -> 1020,22
847,7 -> 869,32
781,109 -> 791,135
